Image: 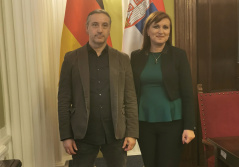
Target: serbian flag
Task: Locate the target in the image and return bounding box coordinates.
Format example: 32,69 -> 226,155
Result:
60,0 -> 123,71
122,0 -> 165,56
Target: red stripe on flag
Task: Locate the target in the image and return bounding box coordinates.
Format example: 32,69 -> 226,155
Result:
152,0 -> 165,12
64,0 -> 112,46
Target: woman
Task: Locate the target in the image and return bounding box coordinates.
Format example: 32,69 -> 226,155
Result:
131,11 -> 195,167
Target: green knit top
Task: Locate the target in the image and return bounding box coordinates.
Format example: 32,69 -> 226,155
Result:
138,52 -> 182,122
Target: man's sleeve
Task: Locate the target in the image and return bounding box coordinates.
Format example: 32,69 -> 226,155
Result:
123,54 -> 139,138
58,53 -> 73,141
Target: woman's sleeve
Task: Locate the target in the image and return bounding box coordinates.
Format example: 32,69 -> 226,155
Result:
178,51 -> 195,130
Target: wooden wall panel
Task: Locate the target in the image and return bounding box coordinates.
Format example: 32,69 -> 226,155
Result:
210,0 -> 238,91
197,0 -> 211,92
197,0 -> 238,92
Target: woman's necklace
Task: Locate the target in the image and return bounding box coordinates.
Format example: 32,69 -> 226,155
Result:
152,52 -> 162,64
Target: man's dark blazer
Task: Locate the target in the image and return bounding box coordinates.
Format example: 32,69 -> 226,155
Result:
58,45 -> 139,141
130,44 -> 195,130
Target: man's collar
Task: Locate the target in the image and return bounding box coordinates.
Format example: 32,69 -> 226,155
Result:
87,42 -> 108,54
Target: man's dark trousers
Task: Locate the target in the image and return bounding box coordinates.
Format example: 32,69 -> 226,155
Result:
72,139 -> 127,167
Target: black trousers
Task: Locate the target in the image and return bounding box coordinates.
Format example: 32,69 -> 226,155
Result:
138,120 -> 184,167
72,139 -> 127,167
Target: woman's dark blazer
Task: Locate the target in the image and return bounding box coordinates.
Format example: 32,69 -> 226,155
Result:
130,44 -> 195,130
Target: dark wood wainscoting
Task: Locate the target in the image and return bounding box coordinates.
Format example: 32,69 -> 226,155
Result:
197,0 -> 238,93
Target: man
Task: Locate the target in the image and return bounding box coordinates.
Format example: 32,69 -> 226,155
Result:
58,9 -> 138,167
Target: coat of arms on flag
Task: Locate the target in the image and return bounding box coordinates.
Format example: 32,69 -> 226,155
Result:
122,0 -> 165,56
125,0 -> 150,28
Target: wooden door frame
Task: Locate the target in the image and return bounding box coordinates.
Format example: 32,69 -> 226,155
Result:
174,0 -> 197,83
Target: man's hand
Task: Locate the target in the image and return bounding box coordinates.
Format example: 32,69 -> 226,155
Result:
63,139 -> 78,155
122,137 -> 136,151
182,130 -> 195,144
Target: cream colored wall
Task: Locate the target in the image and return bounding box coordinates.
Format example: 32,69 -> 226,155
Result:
164,0 -> 175,46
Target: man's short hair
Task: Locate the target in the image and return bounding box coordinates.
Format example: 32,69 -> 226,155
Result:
86,9 -> 111,26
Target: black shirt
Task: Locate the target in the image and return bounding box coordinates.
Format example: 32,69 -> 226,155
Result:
82,43 -> 116,145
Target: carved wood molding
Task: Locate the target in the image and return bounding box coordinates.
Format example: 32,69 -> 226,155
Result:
175,0 -> 197,87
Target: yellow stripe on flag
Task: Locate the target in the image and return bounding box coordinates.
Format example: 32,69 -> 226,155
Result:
103,0 -> 123,51
60,24 -> 81,72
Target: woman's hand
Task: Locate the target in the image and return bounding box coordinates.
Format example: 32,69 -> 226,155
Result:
182,130 -> 195,144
